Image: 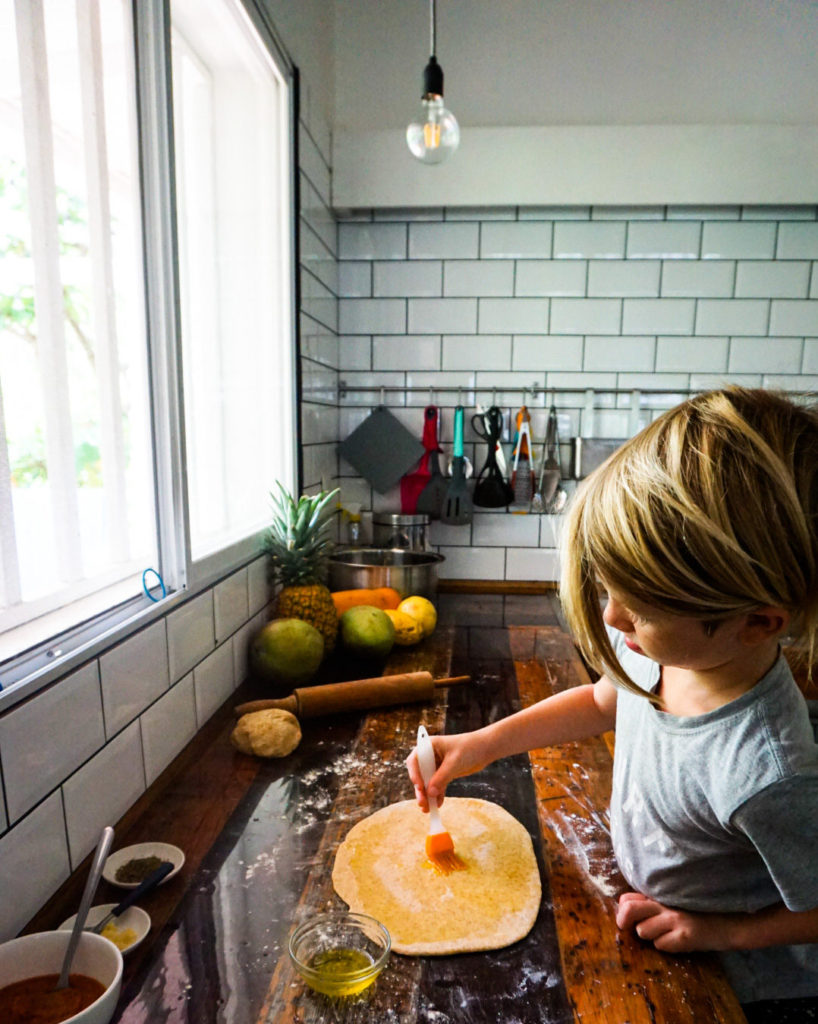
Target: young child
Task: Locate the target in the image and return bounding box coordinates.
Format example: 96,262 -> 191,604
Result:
407,387 -> 818,1015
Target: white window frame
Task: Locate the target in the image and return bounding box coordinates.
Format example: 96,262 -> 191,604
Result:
0,0 -> 299,710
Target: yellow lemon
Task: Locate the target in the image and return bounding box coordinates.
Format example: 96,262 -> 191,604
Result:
397,595 -> 437,637
383,608 -> 424,646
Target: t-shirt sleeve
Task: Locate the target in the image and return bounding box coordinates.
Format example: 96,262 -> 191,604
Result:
732,773 -> 818,912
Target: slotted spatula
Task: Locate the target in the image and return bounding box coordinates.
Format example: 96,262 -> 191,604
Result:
441,406 -> 473,525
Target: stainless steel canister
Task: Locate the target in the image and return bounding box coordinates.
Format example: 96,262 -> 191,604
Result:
371,513 -> 431,551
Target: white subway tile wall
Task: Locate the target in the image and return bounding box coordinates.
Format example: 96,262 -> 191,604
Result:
61,721 -> 146,867
0,662 -> 106,824
166,590 -> 216,684
192,642 -> 236,727
299,102 -> 339,498
0,792 -> 70,940
214,568 -> 251,644
100,619 -> 170,738
0,556 -> 273,940
336,206 -> 818,582
141,673 -> 197,787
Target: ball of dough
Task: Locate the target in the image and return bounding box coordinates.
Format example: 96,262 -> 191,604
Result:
230,709 -> 301,758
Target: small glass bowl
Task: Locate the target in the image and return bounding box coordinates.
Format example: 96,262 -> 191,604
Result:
288,911 -> 391,998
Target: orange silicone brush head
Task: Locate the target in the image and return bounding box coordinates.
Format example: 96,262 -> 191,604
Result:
425,831 -> 466,875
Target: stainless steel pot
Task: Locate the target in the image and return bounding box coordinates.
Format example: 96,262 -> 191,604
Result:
328,548 -> 444,598
371,513 -> 430,551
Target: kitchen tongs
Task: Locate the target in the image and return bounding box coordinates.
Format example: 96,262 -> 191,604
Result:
510,406 -> 535,508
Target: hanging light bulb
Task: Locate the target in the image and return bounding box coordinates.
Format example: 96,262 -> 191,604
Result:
406,0 -> 459,164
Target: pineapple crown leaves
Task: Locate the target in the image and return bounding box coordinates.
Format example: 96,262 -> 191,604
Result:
264,483 -> 340,585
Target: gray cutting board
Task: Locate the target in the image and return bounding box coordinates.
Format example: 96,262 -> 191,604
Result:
338,406 -> 425,494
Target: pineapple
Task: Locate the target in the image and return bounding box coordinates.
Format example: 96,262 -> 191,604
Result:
264,484 -> 340,653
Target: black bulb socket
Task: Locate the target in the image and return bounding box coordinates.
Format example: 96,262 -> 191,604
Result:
422,56 -> 444,99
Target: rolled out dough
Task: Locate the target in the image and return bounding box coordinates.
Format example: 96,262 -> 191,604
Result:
332,797 -> 541,955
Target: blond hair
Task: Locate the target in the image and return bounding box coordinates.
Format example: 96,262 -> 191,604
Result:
559,387 -> 818,698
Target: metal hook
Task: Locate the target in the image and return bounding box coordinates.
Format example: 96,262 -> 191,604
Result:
380,386 -> 386,406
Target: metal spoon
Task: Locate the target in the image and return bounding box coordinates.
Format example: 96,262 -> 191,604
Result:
56,826 -> 115,989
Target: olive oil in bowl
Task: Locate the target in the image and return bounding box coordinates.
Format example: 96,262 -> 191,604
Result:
288,912 -> 390,999
307,946 -> 376,997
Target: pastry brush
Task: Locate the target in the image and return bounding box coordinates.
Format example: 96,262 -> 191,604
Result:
415,725 -> 466,875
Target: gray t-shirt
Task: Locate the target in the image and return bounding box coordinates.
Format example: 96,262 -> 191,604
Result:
608,627 -> 818,1002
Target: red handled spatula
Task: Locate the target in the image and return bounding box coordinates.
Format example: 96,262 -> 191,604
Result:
401,405 -> 439,513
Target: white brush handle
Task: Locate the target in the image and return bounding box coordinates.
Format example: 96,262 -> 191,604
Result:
416,725 -> 445,834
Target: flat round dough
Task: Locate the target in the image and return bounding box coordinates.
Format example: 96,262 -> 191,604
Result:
332,797 -> 541,955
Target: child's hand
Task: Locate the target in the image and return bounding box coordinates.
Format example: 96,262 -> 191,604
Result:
405,731 -> 492,811
616,892 -> 733,952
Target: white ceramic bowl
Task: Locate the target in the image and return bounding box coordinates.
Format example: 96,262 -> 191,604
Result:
59,904 -> 151,955
0,930 -> 122,1024
102,841 -> 184,889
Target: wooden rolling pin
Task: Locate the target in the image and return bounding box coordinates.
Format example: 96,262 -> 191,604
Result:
233,671 -> 470,719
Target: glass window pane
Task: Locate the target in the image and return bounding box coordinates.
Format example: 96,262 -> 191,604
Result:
171,0 -> 295,562
0,0 -> 156,653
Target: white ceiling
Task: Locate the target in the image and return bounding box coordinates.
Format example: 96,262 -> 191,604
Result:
263,0 -> 818,206
333,0 -> 818,131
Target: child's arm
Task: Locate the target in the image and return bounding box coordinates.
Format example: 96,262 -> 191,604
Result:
407,676 -> 618,810
616,892 -> 818,953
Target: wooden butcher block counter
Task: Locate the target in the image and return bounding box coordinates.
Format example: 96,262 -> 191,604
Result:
28,593 -> 747,1023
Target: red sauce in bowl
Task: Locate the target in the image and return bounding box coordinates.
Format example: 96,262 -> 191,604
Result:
0,972 -> 106,1024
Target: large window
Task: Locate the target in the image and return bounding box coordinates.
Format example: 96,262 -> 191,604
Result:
0,0 -> 295,683
171,0 -> 295,566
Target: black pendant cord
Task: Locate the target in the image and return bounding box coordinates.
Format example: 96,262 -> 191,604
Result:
423,0 -> 444,97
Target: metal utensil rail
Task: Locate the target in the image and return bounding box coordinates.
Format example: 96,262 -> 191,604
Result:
337,381 -> 816,400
